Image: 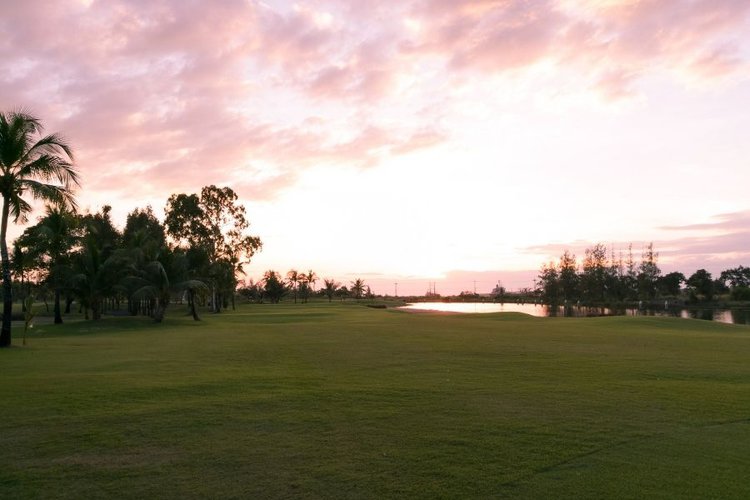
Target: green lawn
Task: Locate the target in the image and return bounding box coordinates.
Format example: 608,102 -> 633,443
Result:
1,303 -> 749,499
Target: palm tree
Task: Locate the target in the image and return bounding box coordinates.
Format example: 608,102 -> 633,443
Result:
10,241 -> 34,311
305,270 -> 318,291
31,205 -> 78,324
71,235 -> 117,320
351,278 -> 366,300
323,279 -> 339,303
126,251 -> 206,323
287,269 -> 300,303
0,111 -> 78,347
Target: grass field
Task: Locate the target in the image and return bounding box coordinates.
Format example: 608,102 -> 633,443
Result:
1,303 -> 749,499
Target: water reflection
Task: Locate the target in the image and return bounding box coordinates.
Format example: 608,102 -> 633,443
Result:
399,302 -> 750,325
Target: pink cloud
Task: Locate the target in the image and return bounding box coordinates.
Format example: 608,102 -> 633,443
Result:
1,0 -> 749,215
523,211 -> 750,276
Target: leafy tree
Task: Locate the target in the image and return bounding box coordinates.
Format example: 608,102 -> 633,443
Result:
323,278 -> 339,302
163,193 -> 206,248
491,283 -> 506,302
730,286 -> 750,301
581,244 -> 608,303
558,251 -> 578,302
658,272 -> 685,297
637,243 -> 661,300
123,206 -> 166,250
0,111 -> 78,346
237,279 -> 263,303
720,266 -> 750,289
262,270 -> 287,303
713,278 -> 729,296
336,285 -> 350,301
623,244 -> 639,301
164,186 -> 261,313
606,249 -> 626,302
537,261 -> 559,304
687,269 -> 714,302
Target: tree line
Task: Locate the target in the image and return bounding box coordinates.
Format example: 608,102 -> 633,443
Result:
0,110 -> 375,348
237,274 -> 371,304
536,243 -> 750,305
14,185 -> 261,323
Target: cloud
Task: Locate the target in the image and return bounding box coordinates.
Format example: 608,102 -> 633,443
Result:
522,211 -> 750,275
1,0 -> 748,214
660,211 -> 750,232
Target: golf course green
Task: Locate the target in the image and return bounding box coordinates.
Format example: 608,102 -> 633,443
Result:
2,303 -> 749,498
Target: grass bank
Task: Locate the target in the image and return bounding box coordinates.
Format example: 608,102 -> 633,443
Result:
1,304 -> 749,498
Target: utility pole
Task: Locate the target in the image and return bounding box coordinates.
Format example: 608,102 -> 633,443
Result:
473,280 -> 477,294
394,282 -> 398,297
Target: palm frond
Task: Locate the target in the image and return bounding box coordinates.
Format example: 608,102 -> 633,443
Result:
131,284 -> 159,301
177,279 -> 208,291
27,132 -> 73,160
8,195 -> 32,224
19,154 -> 79,188
0,112 -> 41,169
20,179 -> 78,211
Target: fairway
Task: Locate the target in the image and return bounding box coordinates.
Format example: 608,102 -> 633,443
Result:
2,304 -> 750,499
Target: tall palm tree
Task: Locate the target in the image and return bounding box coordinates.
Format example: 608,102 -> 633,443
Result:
0,111 -> 78,347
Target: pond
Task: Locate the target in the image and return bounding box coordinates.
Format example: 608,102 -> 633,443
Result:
399,302 -> 750,325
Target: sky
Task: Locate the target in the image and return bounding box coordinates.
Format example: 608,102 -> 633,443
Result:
2,0 -> 750,295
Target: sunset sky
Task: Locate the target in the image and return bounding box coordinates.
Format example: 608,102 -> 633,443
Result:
2,0 -> 750,295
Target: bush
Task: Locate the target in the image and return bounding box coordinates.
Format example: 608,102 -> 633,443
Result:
730,286 -> 750,301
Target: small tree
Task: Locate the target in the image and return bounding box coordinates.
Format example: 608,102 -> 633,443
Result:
298,279 -> 312,303
637,243 -> 661,301
263,270 -> 287,304
687,269 -> 714,302
350,278 -> 366,300
20,205 -> 79,324
658,272 -> 685,297
323,279 -> 339,302
286,269 -> 300,304
581,243 -> 608,303
536,261 -> 559,304
558,250 -> 578,302
336,285 -> 349,301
